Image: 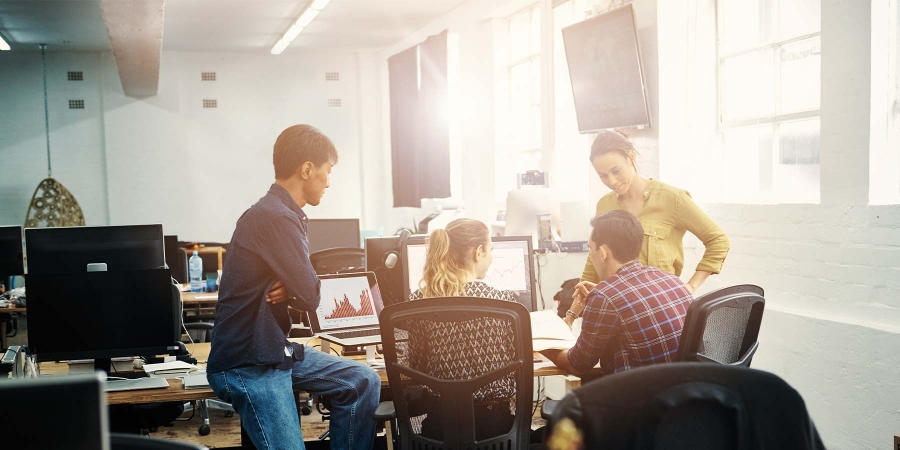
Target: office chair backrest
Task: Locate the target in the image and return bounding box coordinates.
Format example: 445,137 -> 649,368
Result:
164,236 -> 188,284
309,247 -> 366,275
678,285 -> 765,366
549,363 -> 825,450
379,297 -> 533,449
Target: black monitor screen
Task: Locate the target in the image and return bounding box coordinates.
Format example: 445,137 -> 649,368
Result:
308,219 -> 360,253
0,226 -> 24,277
26,269 -> 177,362
25,225 -> 165,274
402,235 -> 537,311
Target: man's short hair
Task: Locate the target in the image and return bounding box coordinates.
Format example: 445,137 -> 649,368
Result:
589,210 -> 643,262
273,125 -> 339,180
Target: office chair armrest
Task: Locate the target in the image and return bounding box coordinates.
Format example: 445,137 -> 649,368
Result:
541,399 -> 559,421
374,401 -> 396,422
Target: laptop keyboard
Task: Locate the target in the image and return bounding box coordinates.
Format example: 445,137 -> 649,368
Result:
329,328 -> 380,339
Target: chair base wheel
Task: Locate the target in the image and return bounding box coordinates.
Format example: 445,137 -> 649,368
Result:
300,406 -> 312,415
224,410 -> 234,418
198,424 -> 210,436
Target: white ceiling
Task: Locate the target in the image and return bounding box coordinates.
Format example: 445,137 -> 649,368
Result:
0,0 -> 472,53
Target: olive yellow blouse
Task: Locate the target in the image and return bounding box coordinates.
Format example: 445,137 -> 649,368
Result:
580,179 -> 730,283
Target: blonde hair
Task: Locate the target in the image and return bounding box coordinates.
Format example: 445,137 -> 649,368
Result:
420,219 -> 490,298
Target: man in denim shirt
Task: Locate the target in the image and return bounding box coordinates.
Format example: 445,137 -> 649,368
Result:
207,125 -> 380,450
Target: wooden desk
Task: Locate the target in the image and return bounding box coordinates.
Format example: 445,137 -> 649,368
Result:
37,337 -> 585,405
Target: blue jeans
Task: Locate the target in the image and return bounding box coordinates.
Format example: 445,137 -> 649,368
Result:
207,346 -> 381,450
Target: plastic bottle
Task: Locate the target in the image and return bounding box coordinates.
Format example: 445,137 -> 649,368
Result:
189,251 -> 203,293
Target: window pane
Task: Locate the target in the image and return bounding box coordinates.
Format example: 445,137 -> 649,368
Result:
775,119 -> 820,203
531,57 -> 541,105
779,118 -> 819,165
721,124 -> 772,202
722,49 -> 775,121
778,0 -> 820,40
780,36 -> 821,113
530,105 -> 542,149
510,9 -> 531,61
531,6 -> 542,56
510,62 -> 531,108
722,0 -> 774,53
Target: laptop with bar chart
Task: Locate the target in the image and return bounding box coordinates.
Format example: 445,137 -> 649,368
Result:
306,271 -> 386,347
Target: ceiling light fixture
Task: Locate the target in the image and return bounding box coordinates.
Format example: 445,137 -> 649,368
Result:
270,0 -> 331,55
0,32 -> 10,51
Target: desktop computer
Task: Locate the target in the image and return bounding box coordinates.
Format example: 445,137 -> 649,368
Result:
25,224 -> 165,274
308,218 -> 361,253
25,225 -> 178,376
0,225 -> 24,283
401,235 -> 537,311
505,188 -> 561,249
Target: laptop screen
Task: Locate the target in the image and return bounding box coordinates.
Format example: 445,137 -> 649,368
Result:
312,272 -> 383,332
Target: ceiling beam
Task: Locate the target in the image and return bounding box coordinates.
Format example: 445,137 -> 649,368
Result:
100,0 -> 165,98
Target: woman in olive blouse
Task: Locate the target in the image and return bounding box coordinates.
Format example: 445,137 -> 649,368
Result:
574,131 -> 730,307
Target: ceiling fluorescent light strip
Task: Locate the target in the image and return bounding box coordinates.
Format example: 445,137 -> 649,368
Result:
271,0 -> 331,54
0,32 -> 10,51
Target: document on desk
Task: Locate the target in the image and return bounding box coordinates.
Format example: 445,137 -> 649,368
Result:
181,373 -> 210,390
143,361 -> 199,378
530,310 -> 577,351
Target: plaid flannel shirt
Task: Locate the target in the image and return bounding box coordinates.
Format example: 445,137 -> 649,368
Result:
567,261 -> 692,375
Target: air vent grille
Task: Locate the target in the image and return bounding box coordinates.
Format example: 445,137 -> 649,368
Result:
202,99 -> 218,108
327,99 -> 342,108
68,99 -> 85,109
201,72 -> 216,81
67,71 -> 84,81
325,72 -> 340,81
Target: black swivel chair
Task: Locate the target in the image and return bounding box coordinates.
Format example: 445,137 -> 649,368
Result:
547,363 -> 826,450
377,297 -> 537,449
309,247 -> 366,275
678,284 -> 765,366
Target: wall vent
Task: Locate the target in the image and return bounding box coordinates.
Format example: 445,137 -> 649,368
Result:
67,71 -> 84,81
327,98 -> 342,108
202,99 -> 218,108
201,72 -> 216,81
68,99 -> 85,109
325,72 -> 340,81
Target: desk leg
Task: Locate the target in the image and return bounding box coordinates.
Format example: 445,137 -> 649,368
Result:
1,320 -> 7,350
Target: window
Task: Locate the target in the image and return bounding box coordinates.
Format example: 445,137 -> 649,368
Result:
552,0 -> 591,204
496,4 -> 542,201
717,0 -> 821,203
873,0 -> 900,204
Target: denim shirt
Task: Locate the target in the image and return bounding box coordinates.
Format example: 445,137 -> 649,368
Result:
207,184 -> 321,373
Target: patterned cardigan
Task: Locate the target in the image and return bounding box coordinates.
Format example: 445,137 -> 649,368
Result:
408,281 -> 517,402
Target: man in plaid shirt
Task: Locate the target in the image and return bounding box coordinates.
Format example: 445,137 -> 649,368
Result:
542,210 -> 692,375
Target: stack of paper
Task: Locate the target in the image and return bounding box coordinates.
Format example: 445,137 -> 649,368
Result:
143,361 -> 199,378
181,373 -> 210,390
530,310 -> 578,351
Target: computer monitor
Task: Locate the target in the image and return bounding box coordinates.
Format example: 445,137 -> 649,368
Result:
25,225 -> 165,274
164,235 -> 187,283
402,235 -> 537,311
505,188 -> 561,248
26,269 -> 178,367
0,225 -> 24,280
308,219 -> 361,253
0,373 -> 109,450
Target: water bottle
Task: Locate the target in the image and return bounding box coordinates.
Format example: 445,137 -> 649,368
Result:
189,251 -> 203,293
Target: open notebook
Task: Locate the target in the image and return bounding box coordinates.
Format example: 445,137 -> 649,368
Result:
530,310 -> 578,352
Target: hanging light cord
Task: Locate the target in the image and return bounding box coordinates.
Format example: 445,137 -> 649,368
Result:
40,43 -> 52,177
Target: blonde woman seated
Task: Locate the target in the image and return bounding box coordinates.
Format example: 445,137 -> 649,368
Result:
407,218 -> 518,441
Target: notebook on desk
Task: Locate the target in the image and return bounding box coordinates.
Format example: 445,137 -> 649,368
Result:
306,272 -> 386,347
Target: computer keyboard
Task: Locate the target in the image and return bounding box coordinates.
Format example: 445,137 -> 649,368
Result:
329,329 -> 381,339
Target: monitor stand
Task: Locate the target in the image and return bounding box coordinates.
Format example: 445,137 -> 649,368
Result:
94,358 -> 146,379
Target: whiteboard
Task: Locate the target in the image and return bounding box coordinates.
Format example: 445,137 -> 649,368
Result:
561,4 -> 651,132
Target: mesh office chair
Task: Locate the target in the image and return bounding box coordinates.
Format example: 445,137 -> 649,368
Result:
309,247 -> 366,275
547,363 -> 825,450
377,297 -> 536,450
678,285 -> 765,366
